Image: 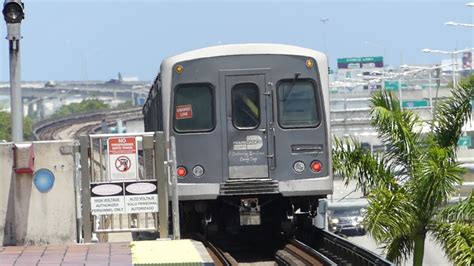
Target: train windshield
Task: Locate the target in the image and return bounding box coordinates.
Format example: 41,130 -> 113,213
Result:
174,84 -> 214,132
232,83 -> 260,129
277,80 -> 319,128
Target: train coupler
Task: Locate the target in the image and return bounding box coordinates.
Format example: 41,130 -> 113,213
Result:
239,198 -> 261,226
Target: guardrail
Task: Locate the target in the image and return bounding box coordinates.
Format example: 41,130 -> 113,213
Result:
297,226 -> 394,266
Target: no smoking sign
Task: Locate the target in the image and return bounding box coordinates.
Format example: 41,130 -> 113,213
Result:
108,137 -> 138,180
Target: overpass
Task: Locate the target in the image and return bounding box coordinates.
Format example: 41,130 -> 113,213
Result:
0,81 -> 151,119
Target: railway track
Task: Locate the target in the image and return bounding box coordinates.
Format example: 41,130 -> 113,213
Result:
32,107 -> 143,140
193,225 -> 393,266
275,239 -> 334,266
203,236 -> 335,265
31,107 -> 393,265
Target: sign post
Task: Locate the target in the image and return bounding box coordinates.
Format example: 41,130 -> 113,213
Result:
154,132 -> 169,238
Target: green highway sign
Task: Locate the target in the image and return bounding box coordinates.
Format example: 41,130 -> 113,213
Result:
384,81 -> 408,90
458,136 -> 472,147
337,56 -> 384,69
337,57 -> 384,64
402,100 -> 428,108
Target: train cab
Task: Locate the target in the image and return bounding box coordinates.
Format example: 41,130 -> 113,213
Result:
144,44 -> 332,235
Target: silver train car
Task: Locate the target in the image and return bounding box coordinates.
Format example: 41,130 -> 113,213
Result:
143,44 -> 332,235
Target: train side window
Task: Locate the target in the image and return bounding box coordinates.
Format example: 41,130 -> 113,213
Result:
277,79 -> 320,128
232,83 -> 260,129
174,84 -> 214,133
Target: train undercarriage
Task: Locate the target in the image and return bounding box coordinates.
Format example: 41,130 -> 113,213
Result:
180,194 -> 325,238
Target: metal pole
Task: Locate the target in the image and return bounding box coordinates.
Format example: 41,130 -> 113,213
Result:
80,136 -> 92,243
154,132 -> 169,238
8,33 -> 22,141
428,69 -> 433,120
452,53 -> 456,88
398,76 -> 403,110
170,136 -> 180,239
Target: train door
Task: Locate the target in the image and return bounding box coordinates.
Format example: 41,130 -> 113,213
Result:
224,74 -> 273,180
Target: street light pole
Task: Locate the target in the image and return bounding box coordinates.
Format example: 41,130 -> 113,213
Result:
320,18 -> 329,55
401,63 -> 455,120
422,48 -> 474,89
3,0 -> 24,142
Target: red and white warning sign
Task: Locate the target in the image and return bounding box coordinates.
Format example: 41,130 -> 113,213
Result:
108,137 -> 138,181
176,104 -> 193,119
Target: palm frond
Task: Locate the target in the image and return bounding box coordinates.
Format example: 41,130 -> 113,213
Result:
364,187 -> 417,263
435,192 -> 474,224
384,233 -> 414,265
412,146 -> 465,221
370,90 -> 424,173
430,221 -> 474,265
434,76 -> 474,153
332,136 -> 397,195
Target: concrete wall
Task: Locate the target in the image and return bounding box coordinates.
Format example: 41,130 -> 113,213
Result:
0,143 -> 15,245
0,140 -> 78,246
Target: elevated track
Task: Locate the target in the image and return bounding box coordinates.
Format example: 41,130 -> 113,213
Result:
32,108 -> 143,140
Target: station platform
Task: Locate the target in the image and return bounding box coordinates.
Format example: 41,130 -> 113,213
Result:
0,239 -> 213,266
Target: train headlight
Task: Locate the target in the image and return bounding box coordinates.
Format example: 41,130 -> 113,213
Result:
192,165 -> 204,177
177,166 -> 187,178
305,59 -> 314,69
310,160 -> 322,173
293,161 -> 305,174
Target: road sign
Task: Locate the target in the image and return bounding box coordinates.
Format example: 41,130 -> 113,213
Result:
384,81 -> 408,91
458,136 -> 472,147
337,56 -> 384,69
108,137 -> 138,181
402,100 -> 428,109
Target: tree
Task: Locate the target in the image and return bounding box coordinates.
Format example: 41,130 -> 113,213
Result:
115,100 -> 134,110
333,75 -> 474,265
52,98 -> 109,117
0,111 -> 33,141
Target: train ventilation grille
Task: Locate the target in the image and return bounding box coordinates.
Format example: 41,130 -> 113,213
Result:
220,179 -> 279,195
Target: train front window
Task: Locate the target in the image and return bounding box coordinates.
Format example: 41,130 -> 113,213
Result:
174,84 -> 214,132
232,83 -> 260,129
277,80 -> 319,128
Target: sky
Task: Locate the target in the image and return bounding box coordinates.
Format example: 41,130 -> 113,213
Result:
0,0 -> 472,81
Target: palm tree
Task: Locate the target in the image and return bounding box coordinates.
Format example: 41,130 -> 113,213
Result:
332,75 -> 474,265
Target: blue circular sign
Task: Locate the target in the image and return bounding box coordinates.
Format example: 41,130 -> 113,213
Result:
33,169 -> 55,193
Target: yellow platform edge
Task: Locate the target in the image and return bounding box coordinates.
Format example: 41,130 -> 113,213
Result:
130,239 -> 214,266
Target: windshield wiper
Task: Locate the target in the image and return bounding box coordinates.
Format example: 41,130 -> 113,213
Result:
282,72 -> 300,102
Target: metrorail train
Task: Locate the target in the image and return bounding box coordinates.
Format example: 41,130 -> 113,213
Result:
143,44 -> 332,235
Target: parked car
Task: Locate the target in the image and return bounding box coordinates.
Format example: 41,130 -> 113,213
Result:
328,208 -> 366,236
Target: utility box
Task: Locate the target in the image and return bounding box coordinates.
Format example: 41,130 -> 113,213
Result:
13,143 -> 34,174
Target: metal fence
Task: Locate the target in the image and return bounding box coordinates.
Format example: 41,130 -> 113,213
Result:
79,132 -> 177,242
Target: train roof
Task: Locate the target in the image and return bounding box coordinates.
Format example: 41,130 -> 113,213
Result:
161,43 -> 327,70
